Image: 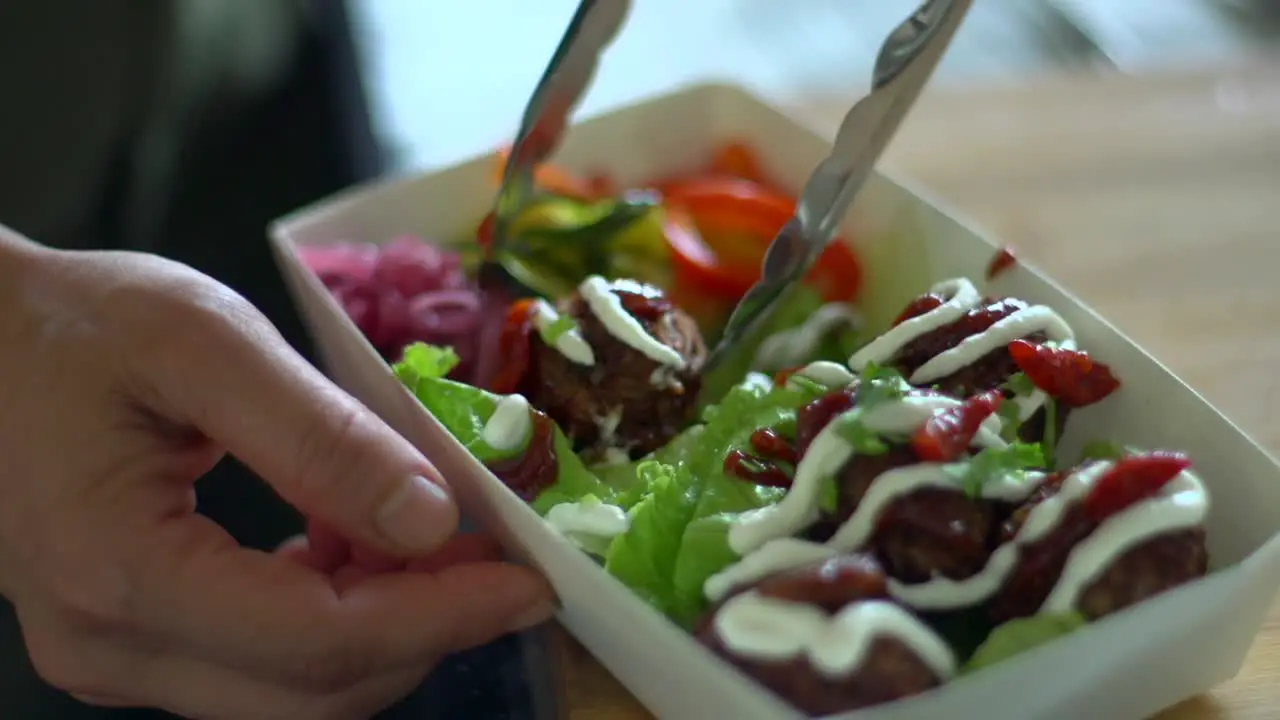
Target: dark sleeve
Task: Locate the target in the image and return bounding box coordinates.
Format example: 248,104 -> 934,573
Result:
0,1 -> 169,249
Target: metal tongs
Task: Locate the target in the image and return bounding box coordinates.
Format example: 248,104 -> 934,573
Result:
481,0 -> 971,371
481,0 -> 632,293
706,0 -> 973,369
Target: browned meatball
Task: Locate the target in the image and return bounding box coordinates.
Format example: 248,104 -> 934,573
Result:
888,295 -> 1066,443
794,388 -> 1001,587
989,471 -> 1209,623
526,279 -> 706,461
696,554 -> 945,715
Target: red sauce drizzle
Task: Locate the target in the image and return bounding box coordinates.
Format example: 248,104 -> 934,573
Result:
892,293 -> 945,326
487,411 -> 560,502
724,450 -> 793,488
490,299 -> 537,395
617,290 -> 673,321
795,388 -> 859,455
723,428 -> 801,488
750,428 -> 799,465
985,245 -> 1018,280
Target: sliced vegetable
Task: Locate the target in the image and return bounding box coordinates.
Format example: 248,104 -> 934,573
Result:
659,178 -> 863,304
497,192 -> 673,299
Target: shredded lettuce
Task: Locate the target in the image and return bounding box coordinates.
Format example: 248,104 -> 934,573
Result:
963,612 -> 1088,674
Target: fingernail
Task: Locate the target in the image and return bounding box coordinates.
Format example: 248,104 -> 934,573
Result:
376,475 -> 453,550
509,599 -> 557,633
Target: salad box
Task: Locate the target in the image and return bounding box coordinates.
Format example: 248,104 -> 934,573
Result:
268,82 -> 1280,719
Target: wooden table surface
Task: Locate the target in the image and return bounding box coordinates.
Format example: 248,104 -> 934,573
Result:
556,56 -> 1280,719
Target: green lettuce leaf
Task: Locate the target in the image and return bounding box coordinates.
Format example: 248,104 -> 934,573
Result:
592,425 -> 705,510
600,375 -> 818,625
963,612 -> 1088,674
393,343 -> 614,513
603,461 -> 699,613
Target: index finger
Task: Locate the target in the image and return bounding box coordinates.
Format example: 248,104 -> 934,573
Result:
145,290 -> 459,556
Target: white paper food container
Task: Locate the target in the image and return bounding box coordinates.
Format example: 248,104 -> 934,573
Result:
269,82 -> 1280,720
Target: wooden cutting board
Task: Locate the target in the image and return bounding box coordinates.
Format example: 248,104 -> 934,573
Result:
557,55 -> 1280,719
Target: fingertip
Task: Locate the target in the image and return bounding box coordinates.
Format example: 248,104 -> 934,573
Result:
373,475 -> 459,553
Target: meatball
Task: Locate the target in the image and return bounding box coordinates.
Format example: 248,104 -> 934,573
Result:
886,294 -> 1068,443
526,277 -> 706,460
989,470 -> 1209,623
794,386 -> 1002,585
696,554 -> 948,715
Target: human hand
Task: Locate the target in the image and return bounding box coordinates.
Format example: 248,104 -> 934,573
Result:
0,226 -> 554,720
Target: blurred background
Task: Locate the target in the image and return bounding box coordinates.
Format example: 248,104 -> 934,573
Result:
353,0 -> 1280,169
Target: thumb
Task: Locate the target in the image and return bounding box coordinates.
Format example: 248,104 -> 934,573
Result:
154,303 -> 459,557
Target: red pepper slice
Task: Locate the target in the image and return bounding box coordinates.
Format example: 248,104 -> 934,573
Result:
1007,339 -> 1121,408
912,390 -> 1004,462
986,245 -> 1018,280
708,140 -> 770,186
1083,451 -> 1192,522
892,293 -> 946,327
658,177 -> 863,303
490,299 -> 538,395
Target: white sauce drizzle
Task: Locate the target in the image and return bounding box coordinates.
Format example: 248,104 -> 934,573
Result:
753,303 -> 862,372
545,500 -> 631,548
579,275 -> 684,368
480,394 -> 533,452
726,394 -> 1005,557
713,592 -> 956,681
530,299 -> 595,366
788,361 -> 856,390
715,442 -> 1209,614
847,277 -> 1077,424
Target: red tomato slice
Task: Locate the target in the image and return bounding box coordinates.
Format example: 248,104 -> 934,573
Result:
660,178 -> 863,303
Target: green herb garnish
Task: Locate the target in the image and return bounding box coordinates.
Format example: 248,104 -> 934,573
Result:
858,362 -> 913,406
1003,371 -> 1036,396
540,314 -> 577,344
996,401 -> 1023,443
835,415 -> 891,455
786,374 -> 829,400
819,476 -> 840,514
827,362 -> 910,455
996,372 -> 1037,442
946,442 -> 1047,498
